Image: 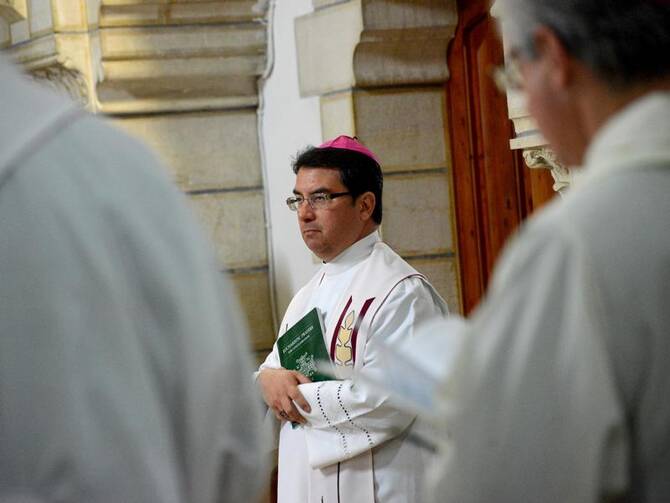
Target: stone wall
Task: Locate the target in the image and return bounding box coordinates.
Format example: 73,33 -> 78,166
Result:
1,0 -> 277,358
293,0 -> 462,313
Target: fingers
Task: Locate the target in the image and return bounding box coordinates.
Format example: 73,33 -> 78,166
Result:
292,371 -> 313,385
288,387 -> 311,413
281,397 -> 306,424
259,368 -> 313,423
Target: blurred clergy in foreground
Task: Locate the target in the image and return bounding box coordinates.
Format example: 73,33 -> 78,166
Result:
425,1 -> 670,502
0,56 -> 266,503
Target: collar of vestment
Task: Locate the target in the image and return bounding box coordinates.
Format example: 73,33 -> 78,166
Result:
575,91 -> 670,189
321,230 -> 381,276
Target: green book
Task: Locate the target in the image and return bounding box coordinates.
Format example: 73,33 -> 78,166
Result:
278,308 -> 332,382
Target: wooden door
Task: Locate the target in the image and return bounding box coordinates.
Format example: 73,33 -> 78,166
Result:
447,0 -> 555,315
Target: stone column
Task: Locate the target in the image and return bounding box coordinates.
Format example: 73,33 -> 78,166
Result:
295,0 -> 461,312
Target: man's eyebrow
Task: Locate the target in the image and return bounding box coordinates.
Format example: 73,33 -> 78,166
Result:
293,187 -> 331,195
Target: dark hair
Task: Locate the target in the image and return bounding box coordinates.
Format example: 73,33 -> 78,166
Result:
292,147 -> 383,224
506,0 -> 670,87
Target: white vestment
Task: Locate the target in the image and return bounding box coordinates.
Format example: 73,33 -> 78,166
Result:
0,58 -> 266,503
259,232 -> 449,503
427,92 -> 670,502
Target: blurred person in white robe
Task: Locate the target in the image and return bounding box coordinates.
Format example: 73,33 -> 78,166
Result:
0,57 -> 267,503
424,1 -> 670,502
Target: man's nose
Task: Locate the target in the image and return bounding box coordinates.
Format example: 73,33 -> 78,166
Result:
297,201 -> 315,220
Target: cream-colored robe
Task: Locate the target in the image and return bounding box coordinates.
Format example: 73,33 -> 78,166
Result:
260,232 -> 449,502
427,92 -> 670,502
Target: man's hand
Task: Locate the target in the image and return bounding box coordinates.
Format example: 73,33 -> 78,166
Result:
257,368 -> 312,424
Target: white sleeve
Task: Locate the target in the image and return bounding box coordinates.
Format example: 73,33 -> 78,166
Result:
428,225 -> 628,503
295,277 -> 448,468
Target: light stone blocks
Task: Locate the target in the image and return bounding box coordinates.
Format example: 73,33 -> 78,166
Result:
189,191 -> 268,270
29,0 -> 52,36
0,0 -> 27,23
362,0 -> 457,30
10,18 -> 29,43
52,0 -> 88,30
0,20 -> 10,47
230,270 -> 275,352
100,25 -> 264,60
100,1 -> 257,27
383,173 -> 453,256
295,0 -> 362,96
114,111 -> 262,191
353,87 -> 449,171
320,91 -> 355,140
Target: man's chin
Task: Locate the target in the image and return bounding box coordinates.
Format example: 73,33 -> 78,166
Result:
302,236 -> 327,260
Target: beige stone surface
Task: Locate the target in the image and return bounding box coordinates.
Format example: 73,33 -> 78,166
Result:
354,87 -> 448,171
362,0 -> 457,30
406,256 -> 461,315
295,0 -> 362,96
1,20 -> 11,47
312,0 -> 343,9
100,1 -> 258,27
320,91 -> 355,140
97,22 -> 265,111
29,0 -> 52,35
0,0 -> 27,23
100,24 -> 264,60
354,1 -> 457,88
52,0 -> 88,30
114,111 -> 262,191
189,191 -> 268,270
230,270 -> 275,352
10,18 -> 29,43
383,172 -> 453,256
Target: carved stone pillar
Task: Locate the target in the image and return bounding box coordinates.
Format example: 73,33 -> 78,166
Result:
294,0 -> 461,312
523,147 -> 573,195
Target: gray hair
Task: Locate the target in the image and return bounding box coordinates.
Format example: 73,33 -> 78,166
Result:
495,0 -> 670,87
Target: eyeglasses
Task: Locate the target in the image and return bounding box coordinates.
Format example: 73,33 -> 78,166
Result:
492,50 -> 524,92
286,192 -> 352,211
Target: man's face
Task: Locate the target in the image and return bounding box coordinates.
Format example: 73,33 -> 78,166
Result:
514,28 -> 589,166
293,167 -> 367,262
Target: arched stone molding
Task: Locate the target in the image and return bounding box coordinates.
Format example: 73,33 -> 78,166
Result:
294,0 -> 462,313
354,0 -> 457,88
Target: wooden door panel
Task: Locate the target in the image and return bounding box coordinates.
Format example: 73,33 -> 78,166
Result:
447,0 -> 555,314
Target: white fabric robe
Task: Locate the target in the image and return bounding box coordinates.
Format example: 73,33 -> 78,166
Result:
259,232 -> 449,503
427,92 -> 670,502
0,58 -> 267,503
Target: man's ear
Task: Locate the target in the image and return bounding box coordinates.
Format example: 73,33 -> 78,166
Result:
533,25 -> 572,90
358,192 -> 376,222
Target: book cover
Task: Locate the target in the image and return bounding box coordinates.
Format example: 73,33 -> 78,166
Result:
278,307 -> 332,382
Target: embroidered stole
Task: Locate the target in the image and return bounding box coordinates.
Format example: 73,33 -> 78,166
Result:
279,242 -> 428,502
